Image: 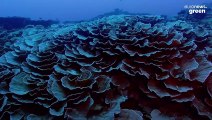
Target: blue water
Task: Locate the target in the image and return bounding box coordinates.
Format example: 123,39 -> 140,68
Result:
0,0 -> 211,21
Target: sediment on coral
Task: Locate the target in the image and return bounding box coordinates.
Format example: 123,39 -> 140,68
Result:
0,15 -> 211,120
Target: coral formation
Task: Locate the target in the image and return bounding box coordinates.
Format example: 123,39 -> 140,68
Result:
0,15 -> 211,120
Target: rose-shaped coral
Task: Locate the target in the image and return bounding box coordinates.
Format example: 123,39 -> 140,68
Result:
0,15 -> 211,120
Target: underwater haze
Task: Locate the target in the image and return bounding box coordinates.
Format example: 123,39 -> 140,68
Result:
0,0 -> 212,21
0,0 -> 212,120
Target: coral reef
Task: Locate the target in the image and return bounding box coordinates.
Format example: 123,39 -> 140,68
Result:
0,15 -> 211,120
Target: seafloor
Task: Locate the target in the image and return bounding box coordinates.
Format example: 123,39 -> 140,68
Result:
0,8 -> 212,120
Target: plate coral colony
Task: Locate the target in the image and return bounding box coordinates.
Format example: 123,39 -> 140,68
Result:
0,6 -> 212,120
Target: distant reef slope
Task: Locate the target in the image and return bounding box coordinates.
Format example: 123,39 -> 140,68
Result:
0,17 -> 59,30
0,15 -> 211,120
